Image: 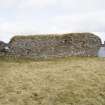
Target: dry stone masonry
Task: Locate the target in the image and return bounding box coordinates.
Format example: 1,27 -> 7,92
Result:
0,33 -> 102,59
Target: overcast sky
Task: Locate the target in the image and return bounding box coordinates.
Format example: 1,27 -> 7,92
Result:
0,0 -> 105,43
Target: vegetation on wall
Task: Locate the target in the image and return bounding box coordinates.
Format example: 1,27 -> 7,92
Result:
0,33 -> 102,58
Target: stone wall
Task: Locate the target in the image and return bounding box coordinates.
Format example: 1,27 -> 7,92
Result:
0,41 -> 9,55
7,33 -> 101,59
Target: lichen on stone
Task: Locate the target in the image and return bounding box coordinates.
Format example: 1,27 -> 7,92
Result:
2,33 -> 100,59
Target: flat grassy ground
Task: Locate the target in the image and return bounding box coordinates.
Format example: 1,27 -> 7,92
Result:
0,57 -> 105,105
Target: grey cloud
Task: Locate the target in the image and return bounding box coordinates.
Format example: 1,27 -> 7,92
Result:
58,0 -> 105,13
0,0 -> 105,42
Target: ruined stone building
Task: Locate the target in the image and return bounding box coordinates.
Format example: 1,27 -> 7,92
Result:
0,41 -> 9,55
0,33 -> 102,59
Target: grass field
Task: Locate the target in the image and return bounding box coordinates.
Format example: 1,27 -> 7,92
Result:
0,57 -> 105,105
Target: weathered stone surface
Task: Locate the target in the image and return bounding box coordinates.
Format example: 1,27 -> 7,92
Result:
0,41 -> 9,55
8,33 -> 101,58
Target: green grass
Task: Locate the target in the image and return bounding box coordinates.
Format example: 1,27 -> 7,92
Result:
0,57 -> 105,105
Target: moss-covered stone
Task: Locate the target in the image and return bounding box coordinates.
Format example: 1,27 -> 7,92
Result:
7,33 -> 101,59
